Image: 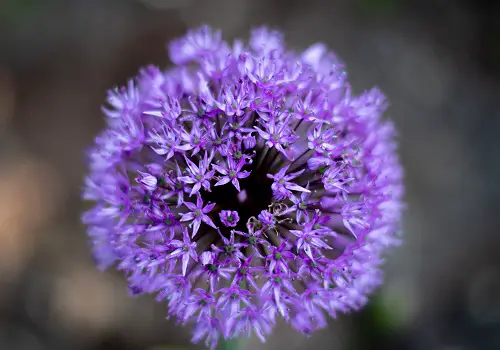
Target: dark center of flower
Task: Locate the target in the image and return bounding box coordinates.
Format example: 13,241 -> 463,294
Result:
298,201 -> 307,210
274,252 -> 283,260
203,163 -> 273,233
207,264 -> 217,272
195,174 -> 203,181
194,209 -> 202,217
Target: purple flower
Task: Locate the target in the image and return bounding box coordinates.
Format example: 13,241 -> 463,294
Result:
234,229 -> 270,258
226,254 -> 263,290
148,125 -> 185,160
195,251 -> 232,293
290,225 -> 333,260
219,210 -> 240,227
162,163 -> 189,207
169,229 -> 199,276
210,231 -> 246,260
180,195 -> 217,237
178,152 -> 215,196
242,134 -> 256,149
169,25 -> 223,65
258,210 -> 275,227
226,306 -> 272,341
182,288 -> 216,323
282,187 -> 316,223
217,285 -> 252,315
267,165 -> 310,200
254,116 -> 298,157
83,25 -> 404,350
266,241 -> 295,273
212,157 -> 250,192
136,171 -> 158,192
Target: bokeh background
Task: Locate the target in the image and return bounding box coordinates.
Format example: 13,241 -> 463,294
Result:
1,0 -> 500,349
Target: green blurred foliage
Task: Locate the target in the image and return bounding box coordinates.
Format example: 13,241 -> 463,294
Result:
1,0 -> 42,26
149,346 -> 189,350
348,293 -> 404,350
355,0 -> 400,16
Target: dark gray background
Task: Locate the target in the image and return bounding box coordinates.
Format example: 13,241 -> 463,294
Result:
1,0 -> 499,349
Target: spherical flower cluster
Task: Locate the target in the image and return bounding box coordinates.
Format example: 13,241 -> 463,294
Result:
82,25 -> 404,349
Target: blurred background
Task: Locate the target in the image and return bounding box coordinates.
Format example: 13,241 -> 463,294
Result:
1,0 -> 500,349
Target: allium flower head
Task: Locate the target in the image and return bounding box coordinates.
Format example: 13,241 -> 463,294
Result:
83,25 -> 404,349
